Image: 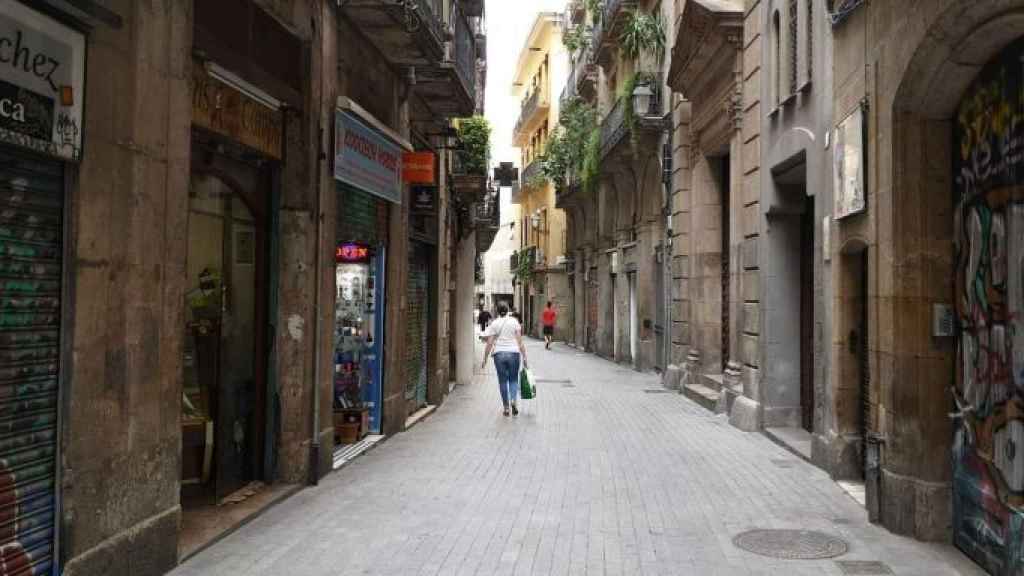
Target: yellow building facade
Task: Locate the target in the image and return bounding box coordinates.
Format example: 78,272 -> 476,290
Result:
511,12 -> 571,339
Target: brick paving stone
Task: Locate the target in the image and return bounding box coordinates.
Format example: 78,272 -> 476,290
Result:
172,339 -> 985,576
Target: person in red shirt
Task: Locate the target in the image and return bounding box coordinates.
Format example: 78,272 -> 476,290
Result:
542,300 -> 557,349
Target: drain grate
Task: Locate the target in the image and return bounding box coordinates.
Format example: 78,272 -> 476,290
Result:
733,529 -> 849,560
643,389 -> 673,394
835,560 -> 893,575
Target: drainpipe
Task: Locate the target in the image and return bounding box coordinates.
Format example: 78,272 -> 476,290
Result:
309,7 -> 327,486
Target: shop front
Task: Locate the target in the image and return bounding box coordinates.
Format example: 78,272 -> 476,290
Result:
180,58 -> 284,557
333,104 -> 407,452
0,1 -> 84,573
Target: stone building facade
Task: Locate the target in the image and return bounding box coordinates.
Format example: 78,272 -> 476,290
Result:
559,0 -> 672,373
665,0 -> 762,424
512,12 -> 572,342
0,0 -> 485,574
828,1 -> 1024,568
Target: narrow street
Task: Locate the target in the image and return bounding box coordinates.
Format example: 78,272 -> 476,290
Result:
173,339 -> 980,576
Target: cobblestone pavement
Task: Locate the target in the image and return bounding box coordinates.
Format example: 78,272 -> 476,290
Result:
173,339 -> 984,576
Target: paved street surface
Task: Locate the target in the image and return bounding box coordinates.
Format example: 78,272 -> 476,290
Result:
174,339 -> 983,576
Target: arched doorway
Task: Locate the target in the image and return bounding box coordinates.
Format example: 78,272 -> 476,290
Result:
950,35 -> 1024,574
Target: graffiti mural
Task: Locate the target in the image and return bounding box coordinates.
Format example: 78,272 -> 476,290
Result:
953,36 -> 1024,576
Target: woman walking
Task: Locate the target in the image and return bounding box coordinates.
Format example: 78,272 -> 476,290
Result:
481,303 -> 529,416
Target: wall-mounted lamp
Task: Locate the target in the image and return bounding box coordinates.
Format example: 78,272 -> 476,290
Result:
632,82 -> 653,118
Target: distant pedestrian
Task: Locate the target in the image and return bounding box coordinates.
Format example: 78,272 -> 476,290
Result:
481,303 -> 529,416
477,304 -> 491,333
542,300 -> 557,349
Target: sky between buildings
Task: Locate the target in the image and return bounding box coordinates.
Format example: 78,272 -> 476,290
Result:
485,0 -> 566,225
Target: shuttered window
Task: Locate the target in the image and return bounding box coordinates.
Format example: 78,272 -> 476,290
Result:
0,146 -> 64,576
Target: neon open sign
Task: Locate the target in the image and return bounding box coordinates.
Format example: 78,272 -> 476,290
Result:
336,243 -> 370,263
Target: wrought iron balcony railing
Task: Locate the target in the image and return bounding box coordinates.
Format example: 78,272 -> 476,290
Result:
521,158 -> 544,188
599,82 -> 662,159
452,3 -> 477,103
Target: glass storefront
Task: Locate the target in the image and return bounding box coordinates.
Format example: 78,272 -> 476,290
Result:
333,244 -> 384,440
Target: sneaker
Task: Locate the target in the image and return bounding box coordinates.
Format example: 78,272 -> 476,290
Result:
503,407 -> 510,416
511,404 -> 519,416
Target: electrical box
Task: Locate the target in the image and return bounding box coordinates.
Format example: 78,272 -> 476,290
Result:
933,304 -> 955,337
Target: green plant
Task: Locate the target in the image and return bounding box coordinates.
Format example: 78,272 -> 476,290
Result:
456,116 -> 491,175
562,24 -> 591,54
539,98 -> 598,192
620,9 -> 665,66
580,127 -> 601,193
619,71 -> 657,145
585,0 -> 602,24
514,250 -> 535,282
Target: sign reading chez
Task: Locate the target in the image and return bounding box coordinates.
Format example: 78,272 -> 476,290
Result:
0,0 -> 85,161
192,66 -> 283,159
334,110 -> 402,205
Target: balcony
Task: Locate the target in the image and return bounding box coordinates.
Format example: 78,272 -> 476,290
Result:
451,151 -> 488,203
592,0 -> 637,67
512,85 -> 550,146
415,3 -> 479,119
554,170 -> 582,209
573,42 -> 598,101
475,186 -> 500,253
340,0 -> 445,68
599,82 -> 663,160
521,158 -> 545,190
567,0 -> 586,24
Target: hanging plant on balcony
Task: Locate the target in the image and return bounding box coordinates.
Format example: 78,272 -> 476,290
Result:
585,0 -> 603,24
539,97 -> 598,194
619,71 -> 658,144
456,116 -> 491,175
620,9 -> 666,68
562,24 -> 591,55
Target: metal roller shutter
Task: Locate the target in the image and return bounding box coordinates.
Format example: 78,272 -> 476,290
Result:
405,243 -> 429,408
0,146 -> 63,576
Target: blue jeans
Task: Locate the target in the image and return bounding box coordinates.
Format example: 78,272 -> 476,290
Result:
492,352 -> 520,406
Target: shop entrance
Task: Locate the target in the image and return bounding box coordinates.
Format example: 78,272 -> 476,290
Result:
333,244 -> 385,446
180,144 -> 275,558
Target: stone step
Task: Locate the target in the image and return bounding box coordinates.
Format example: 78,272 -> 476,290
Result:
701,372 -> 725,392
683,383 -> 720,413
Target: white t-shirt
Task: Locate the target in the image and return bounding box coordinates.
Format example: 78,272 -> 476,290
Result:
485,315 -> 522,354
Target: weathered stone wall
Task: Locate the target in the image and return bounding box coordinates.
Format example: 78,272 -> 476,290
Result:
830,0 -> 1024,541
60,2 -> 193,574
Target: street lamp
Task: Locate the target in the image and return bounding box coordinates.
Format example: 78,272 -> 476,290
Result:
632,82 -> 654,117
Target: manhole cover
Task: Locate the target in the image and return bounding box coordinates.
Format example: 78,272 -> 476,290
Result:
732,529 -> 848,560
835,560 -> 893,575
643,389 -> 673,394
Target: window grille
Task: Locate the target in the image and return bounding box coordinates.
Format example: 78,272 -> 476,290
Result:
773,10 -> 781,106
807,0 -> 813,82
788,0 -> 798,95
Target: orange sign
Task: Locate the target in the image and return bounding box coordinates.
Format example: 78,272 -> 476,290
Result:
402,151 -> 436,184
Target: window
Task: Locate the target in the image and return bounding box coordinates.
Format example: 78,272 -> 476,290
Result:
772,10 -> 781,107
788,0 -> 798,95
806,0 -> 813,83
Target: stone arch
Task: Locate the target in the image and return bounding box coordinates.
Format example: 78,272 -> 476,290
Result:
879,1 -> 1024,543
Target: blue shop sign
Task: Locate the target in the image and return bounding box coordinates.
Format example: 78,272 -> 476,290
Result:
334,110 -> 402,205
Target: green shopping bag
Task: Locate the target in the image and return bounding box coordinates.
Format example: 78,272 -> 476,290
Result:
519,368 -> 536,400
